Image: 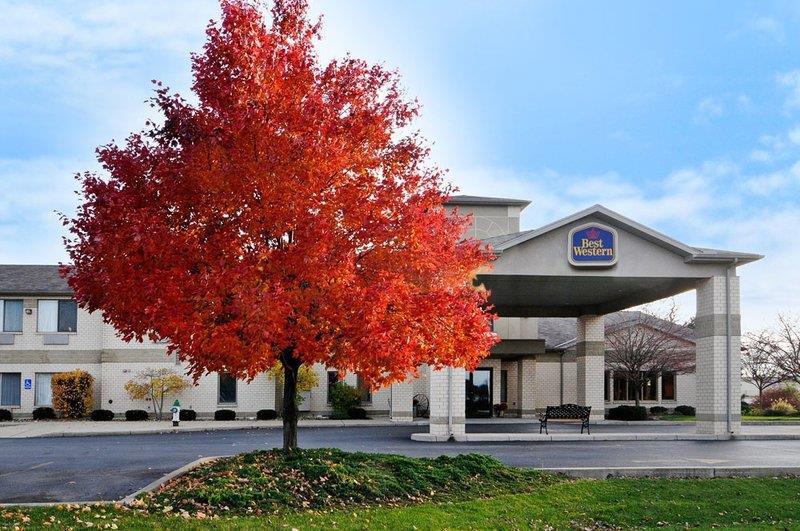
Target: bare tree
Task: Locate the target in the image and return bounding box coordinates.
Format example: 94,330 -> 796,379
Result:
755,314 -> 800,386
741,331 -> 783,400
605,305 -> 695,407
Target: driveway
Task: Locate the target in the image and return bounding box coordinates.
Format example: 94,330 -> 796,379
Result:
4,425 -> 800,503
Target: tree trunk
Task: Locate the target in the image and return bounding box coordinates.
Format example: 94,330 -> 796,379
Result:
634,383 -> 641,408
281,348 -> 301,452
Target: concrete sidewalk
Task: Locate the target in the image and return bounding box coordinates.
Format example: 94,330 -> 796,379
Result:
3,417 -> 800,440
412,424 -> 800,442
0,418 -> 426,438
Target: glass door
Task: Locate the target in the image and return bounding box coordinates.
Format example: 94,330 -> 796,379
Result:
465,368 -> 492,418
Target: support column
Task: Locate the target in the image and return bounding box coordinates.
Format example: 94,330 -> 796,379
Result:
695,275 -> 741,435
576,315 -> 605,421
516,357 -> 536,417
390,377 -> 414,422
428,366 -> 465,438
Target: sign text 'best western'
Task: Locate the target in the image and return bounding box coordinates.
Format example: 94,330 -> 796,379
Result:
568,224 -> 618,267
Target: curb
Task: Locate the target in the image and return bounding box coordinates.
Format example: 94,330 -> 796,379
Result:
0,420 -> 425,439
121,456 -> 221,504
0,456 -> 222,508
541,466 -> 800,479
410,432 -> 800,442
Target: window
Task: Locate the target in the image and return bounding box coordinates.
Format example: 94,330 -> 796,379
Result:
641,374 -> 658,401
613,373 -> 628,401
327,371 -> 338,403
355,375 -> 371,404
604,370 -> 610,401
218,372 -> 237,404
38,300 -> 77,333
0,300 -> 23,332
500,370 -> 508,403
35,373 -> 54,406
612,372 -> 658,401
0,373 -> 21,407
661,371 -> 676,400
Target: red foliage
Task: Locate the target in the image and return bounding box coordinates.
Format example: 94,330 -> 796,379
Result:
62,0 -> 498,390
752,386 -> 800,410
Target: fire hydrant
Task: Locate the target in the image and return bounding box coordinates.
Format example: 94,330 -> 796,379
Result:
170,399 -> 181,427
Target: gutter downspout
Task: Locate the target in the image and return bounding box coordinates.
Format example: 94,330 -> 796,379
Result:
447,367 -> 453,439
725,258 -> 739,435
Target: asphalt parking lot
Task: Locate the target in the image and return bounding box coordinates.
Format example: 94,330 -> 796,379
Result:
3,424 -> 800,503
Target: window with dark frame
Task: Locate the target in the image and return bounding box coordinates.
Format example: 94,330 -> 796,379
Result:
604,370 -> 610,401
1,300 -> 23,333
661,371 -> 676,400
37,299 -> 78,333
355,375 -> 371,403
500,370 -> 508,403
327,370 -> 338,404
218,372 -> 237,404
612,372 -> 658,401
0,373 -> 21,407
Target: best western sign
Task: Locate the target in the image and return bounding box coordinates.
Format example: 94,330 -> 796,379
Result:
568,223 -> 618,267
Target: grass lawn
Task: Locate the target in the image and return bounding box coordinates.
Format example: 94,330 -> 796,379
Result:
659,414 -> 800,422
4,450 -> 800,529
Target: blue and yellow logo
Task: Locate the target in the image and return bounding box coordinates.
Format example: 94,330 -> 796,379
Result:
568,224 -> 618,267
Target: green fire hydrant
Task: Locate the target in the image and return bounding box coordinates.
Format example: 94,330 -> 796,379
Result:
170,399 -> 181,427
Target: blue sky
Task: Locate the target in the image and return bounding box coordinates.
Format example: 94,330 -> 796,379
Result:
1,0 -> 799,330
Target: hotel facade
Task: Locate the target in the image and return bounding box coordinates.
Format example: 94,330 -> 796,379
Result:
0,196 -> 759,436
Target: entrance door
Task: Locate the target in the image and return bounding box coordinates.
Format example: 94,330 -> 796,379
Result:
465,369 -> 492,418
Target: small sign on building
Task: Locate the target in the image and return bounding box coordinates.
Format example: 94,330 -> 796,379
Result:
24,378 -> 32,390
568,223 -> 618,267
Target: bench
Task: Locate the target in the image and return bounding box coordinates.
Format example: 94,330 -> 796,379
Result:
539,404 -> 591,434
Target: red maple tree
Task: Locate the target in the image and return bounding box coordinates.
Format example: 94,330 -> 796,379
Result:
62,0 -> 497,450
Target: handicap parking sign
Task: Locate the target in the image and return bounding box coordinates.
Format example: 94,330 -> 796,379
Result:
24,378 -> 32,390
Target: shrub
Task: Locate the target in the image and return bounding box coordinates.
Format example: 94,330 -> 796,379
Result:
146,449 -> 557,517
179,409 -> 197,421
90,409 -> 115,421
214,409 -> 236,421
0,409 -> 11,421
674,405 -> 696,416
607,405 -> 647,421
52,370 -> 94,419
741,401 -> 752,415
649,406 -> 668,415
125,409 -> 149,421
329,382 -> 362,419
347,407 -> 368,419
765,398 -> 797,417
752,386 -> 800,410
256,409 -> 277,420
32,407 -> 56,420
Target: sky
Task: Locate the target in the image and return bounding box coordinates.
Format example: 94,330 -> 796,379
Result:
1,0 -> 799,332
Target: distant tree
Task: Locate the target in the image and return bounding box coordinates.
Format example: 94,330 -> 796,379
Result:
605,306 -> 695,407
62,0 -> 498,451
741,332 -> 783,400
267,364 -> 319,408
124,368 -> 191,420
749,314 -> 800,387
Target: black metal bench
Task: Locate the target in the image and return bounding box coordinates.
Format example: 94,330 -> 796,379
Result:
539,404 -> 591,434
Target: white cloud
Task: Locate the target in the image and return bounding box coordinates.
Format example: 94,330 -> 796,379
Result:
748,17 -> 785,43
777,70 -> 800,109
749,149 -> 772,163
696,97 -> 725,121
740,161 -> 800,195
0,157 -> 92,264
